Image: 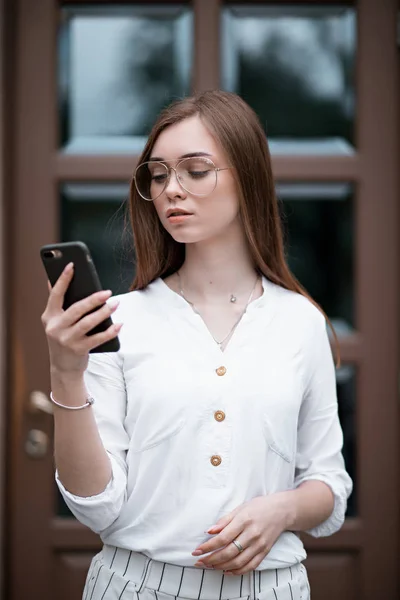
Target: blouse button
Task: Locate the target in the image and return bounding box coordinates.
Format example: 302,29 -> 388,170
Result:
210,455 -> 222,467
216,366 -> 227,376
214,410 -> 226,422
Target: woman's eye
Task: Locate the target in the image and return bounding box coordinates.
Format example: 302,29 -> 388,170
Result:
188,170 -> 209,178
152,174 -> 167,183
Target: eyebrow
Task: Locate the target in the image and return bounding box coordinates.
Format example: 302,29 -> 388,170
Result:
148,151 -> 213,162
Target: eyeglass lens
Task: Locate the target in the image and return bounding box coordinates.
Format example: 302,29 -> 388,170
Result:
135,157 -> 217,201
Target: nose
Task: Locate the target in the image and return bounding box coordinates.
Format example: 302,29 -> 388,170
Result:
165,167 -> 186,199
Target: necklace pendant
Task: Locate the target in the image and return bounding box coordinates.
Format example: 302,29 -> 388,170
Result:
230,295 -> 237,303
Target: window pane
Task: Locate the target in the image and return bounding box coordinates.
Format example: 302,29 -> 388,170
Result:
222,5 -> 356,154
337,365 -> 357,516
277,182 -> 354,330
59,5 -> 193,154
60,183 -> 133,295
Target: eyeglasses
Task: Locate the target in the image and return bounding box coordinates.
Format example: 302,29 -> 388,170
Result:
134,156 -> 232,201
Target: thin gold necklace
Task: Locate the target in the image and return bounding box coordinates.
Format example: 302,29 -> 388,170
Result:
177,271 -> 259,348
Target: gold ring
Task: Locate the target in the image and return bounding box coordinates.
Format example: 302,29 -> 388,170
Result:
232,539 -> 244,553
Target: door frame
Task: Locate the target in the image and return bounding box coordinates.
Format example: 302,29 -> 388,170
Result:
5,0 -> 400,599
0,0 -> 13,597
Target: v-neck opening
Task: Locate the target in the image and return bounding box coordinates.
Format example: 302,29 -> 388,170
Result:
154,275 -> 272,356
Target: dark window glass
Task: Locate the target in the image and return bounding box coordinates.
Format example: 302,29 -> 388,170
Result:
278,182 -> 354,330
61,183 -> 133,295
337,365 -> 357,516
57,489 -> 74,518
59,5 -> 193,154
222,5 -> 356,154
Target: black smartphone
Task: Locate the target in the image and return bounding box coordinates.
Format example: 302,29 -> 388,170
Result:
40,241 -> 120,353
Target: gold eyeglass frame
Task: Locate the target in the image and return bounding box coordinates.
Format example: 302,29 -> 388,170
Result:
134,157 -> 232,201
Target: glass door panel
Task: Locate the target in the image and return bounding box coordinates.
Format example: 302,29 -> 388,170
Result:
222,5 -> 356,155
278,182 -> 354,331
61,182 -> 133,295
59,5 -> 193,155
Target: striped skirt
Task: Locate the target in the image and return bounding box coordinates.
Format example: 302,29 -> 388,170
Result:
83,545 -> 310,600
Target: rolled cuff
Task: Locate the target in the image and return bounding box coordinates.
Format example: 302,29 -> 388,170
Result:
295,474 -> 351,538
55,453 -> 127,533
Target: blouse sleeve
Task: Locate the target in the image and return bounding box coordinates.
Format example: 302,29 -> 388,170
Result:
294,311 -> 353,538
55,351 -> 130,533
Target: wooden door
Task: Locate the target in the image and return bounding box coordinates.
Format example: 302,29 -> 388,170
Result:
8,0 -> 399,599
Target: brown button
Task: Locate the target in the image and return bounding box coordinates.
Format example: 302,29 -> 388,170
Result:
210,455 -> 222,466
214,410 -> 226,422
216,366 -> 227,376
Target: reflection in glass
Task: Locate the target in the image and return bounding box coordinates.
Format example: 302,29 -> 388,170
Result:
59,6 -> 193,154
222,5 -> 356,153
61,183 -> 133,295
277,182 -> 354,329
336,365 -> 357,516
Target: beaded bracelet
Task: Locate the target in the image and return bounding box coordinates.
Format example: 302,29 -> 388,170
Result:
50,391 -> 95,411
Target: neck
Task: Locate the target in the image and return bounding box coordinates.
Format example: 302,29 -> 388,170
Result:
178,232 -> 257,301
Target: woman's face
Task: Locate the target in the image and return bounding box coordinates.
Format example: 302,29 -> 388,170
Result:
148,116 -> 240,245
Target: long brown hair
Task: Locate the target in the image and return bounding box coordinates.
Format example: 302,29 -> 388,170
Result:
128,90 -> 340,364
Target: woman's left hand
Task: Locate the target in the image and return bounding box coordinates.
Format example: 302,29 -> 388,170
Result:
191,494 -> 291,575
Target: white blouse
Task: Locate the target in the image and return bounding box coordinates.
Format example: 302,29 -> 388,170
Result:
57,276 -> 353,570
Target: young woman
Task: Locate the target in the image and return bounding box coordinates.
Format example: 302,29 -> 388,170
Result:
41,90 -> 352,600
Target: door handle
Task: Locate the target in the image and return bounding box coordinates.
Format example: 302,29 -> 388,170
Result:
29,390 -> 53,415
25,429 -> 49,458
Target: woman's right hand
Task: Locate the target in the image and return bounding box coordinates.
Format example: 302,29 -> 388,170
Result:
41,262 -> 122,377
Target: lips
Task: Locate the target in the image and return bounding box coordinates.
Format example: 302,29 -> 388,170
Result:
166,208 -> 193,218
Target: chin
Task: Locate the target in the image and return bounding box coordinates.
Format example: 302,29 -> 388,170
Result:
164,218 -> 236,245
166,225 -> 211,245
168,231 -> 204,244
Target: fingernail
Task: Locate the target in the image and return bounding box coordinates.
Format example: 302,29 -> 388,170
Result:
65,262 -> 74,272
224,571 -> 233,576
192,550 -> 202,556
100,289 -> 112,298
108,299 -> 120,310
194,561 -> 205,567
115,323 -> 124,332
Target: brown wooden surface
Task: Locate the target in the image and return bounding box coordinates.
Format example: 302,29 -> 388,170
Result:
305,554 -> 359,600
193,0 -> 221,92
9,0 -> 57,599
55,153 -> 361,182
0,0 -> 8,596
356,0 -> 399,596
54,554 -> 95,600
6,0 -> 400,599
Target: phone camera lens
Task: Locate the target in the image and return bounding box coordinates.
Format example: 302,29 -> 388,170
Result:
43,250 -> 63,259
